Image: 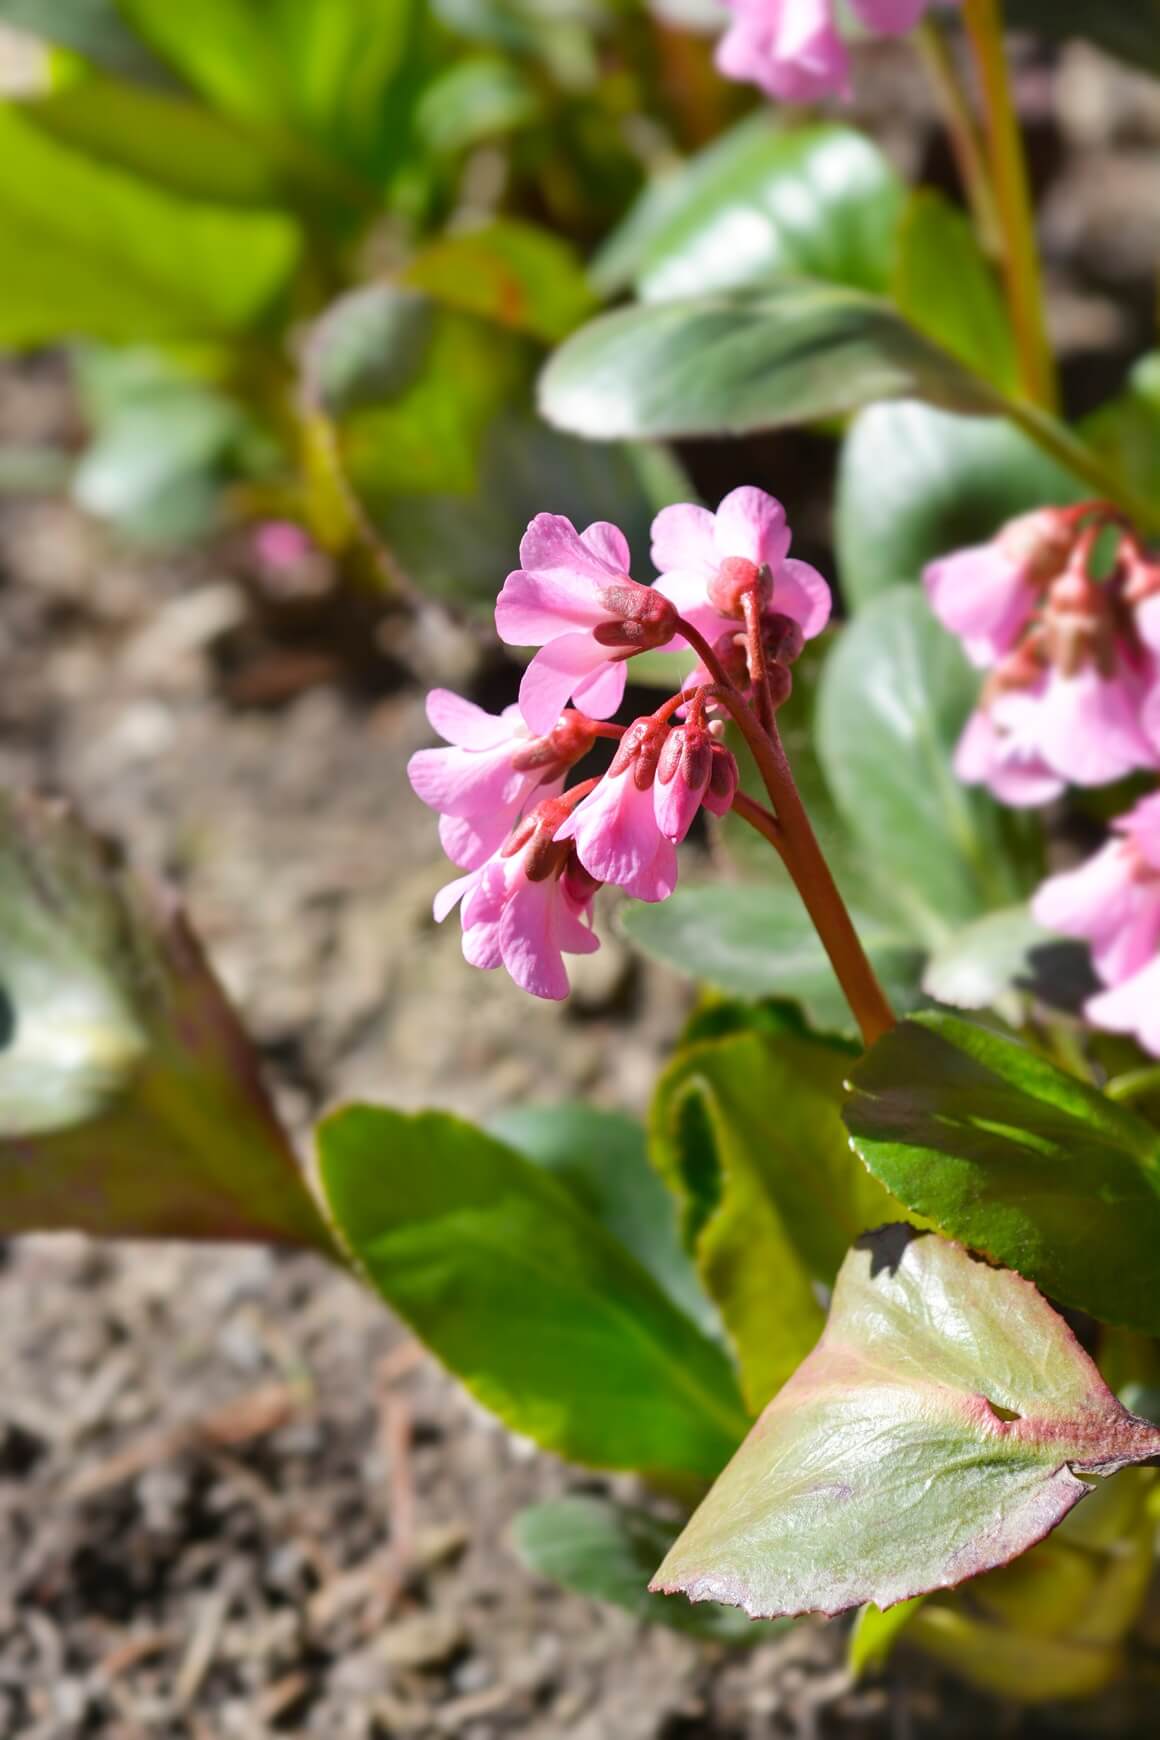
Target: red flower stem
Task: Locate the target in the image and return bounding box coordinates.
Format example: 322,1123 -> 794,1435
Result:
672,615 -> 897,1049
741,587 -> 775,733
586,720 -> 627,740
731,790 -> 786,855
560,776 -> 601,809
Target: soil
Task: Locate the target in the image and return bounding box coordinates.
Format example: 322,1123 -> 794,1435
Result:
1,35 -> 1159,1740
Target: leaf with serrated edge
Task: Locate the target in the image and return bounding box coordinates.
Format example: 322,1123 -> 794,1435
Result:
651,1228 -> 1160,1619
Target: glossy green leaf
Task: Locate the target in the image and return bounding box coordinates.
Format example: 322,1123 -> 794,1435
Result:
651,1028 -> 901,1412
835,402 -> 1082,609
621,884 -> 924,1040
0,791 -> 332,1251
1007,0 -> 1160,74
816,588 -> 1034,947
0,0 -> 168,81
0,103 -> 299,345
651,1228 -> 1160,1619
893,191 -> 1018,395
513,1496 -> 789,1642
487,1102 -> 714,1335
405,221 -> 595,344
845,1012 -> 1160,1333
316,1105 -> 748,1482
594,118 -> 904,302
538,283 -> 1000,442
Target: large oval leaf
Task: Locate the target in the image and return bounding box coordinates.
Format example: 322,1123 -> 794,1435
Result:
538,284 -> 1000,442
316,1105 -> 748,1484
844,1012 -> 1160,1334
835,402 -> 1083,610
593,118 -> 904,302
651,1228 -> 1160,1619
815,588 -> 1036,946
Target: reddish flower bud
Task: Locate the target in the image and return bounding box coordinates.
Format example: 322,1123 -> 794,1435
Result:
706,744 -> 739,814
707,556 -> 772,620
997,508 -> 1078,586
592,582 -> 679,650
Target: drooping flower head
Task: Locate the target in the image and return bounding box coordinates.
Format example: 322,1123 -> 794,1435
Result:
496,516 -> 677,735
924,508 -> 1078,670
716,0 -> 950,105
947,515 -> 1160,804
434,795 -> 601,1001
408,690 -> 596,869
555,717 -> 679,903
1033,793 -> 1160,1056
654,714 -> 740,844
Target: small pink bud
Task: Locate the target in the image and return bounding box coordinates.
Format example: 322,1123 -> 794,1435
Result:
608,716 -> 667,790
705,744 -> 739,815
509,709 -> 597,782
707,556 -> 771,620
592,582 -> 679,650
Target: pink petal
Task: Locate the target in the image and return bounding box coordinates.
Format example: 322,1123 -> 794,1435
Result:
1034,667 -> 1154,786
439,810 -> 513,871
567,774 -> 678,902
571,657 -> 627,721
773,558 -> 832,640
580,520 -> 631,574
519,512 -> 624,583
717,0 -> 849,102
650,503 -> 717,577
495,566 -> 609,646
1032,841 -> 1160,985
1086,957 -> 1160,1057
459,863 -> 506,969
1123,791 -> 1160,873
923,545 -> 1031,669
1136,594 -> 1160,654
499,874 -> 570,1000
425,688 -> 514,750
954,708 -> 1063,808
654,760 -> 708,845
654,572 -> 733,650
556,893 -> 601,956
518,634 -> 610,734
713,487 -> 792,571
433,868 -> 479,924
408,743 -> 522,817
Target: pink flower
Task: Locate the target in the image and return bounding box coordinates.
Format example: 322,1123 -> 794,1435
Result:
924,509 -> 1076,670
1034,793 -> 1160,1058
254,519 -> 314,570
408,690 -> 595,869
555,718 -> 679,902
496,515 -> 677,735
953,697 -> 1064,809
434,798 -> 601,1001
654,719 -> 739,843
715,0 -> 946,104
651,487 -> 831,654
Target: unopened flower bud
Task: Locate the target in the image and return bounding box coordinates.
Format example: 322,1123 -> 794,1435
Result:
997,508 -> 1078,586
608,715 -> 667,791
509,709 -> 597,784
505,796 -> 571,880
709,629 -> 750,688
762,612 -> 805,666
592,582 -> 679,651
706,744 -> 739,815
654,718 -> 716,843
1044,562 -> 1115,678
765,662 -> 794,710
707,556 -> 773,620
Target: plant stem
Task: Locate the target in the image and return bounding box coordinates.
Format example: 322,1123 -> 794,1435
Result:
741,589 -> 775,733
674,618 -> 897,1049
962,0 -> 1058,411
1105,1065 -> 1160,1106
731,791 -> 785,854
916,15 -> 1001,257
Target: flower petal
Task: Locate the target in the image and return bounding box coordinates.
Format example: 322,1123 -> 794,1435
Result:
1086,957 -> 1160,1057
650,503 -> 717,576
923,545 -> 1030,669
499,874 -> 570,1000
495,566 -> 609,646
425,688 -> 514,749
571,657 -> 628,721
713,486 -> 792,570
518,634 -> 610,734
774,557 -> 832,640
580,520 -> 631,574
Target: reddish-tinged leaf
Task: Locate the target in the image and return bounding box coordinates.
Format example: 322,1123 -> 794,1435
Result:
0,791 -> 332,1251
651,1228 -> 1160,1620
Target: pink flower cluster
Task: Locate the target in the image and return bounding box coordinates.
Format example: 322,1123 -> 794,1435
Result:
716,0 -> 956,105
408,488 -> 830,999
928,505 -> 1160,1055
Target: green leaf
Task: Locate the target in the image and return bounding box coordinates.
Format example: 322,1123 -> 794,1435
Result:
1006,0 -> 1160,74
0,791 -> 332,1251
0,102 -> 299,345
513,1495 -> 789,1642
651,1028 -> 902,1412
594,117 -> 904,302
538,283 -> 1000,442
893,191 -> 1018,395
651,1228 -> 1160,1619
622,884 -> 924,1039
815,588 -> 1034,947
844,1012 -> 1160,1334
849,1598 -> 926,1679
835,402 -> 1083,610
404,220 -> 595,344
305,285 -> 435,416
0,0 -> 169,81
487,1102 -> 714,1335
1082,353 -> 1160,507
920,905 -> 1055,1016
415,55 -> 543,155
316,1105 -> 748,1483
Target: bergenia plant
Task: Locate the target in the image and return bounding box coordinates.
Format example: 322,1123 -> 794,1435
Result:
8,0 -> 1160,1719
